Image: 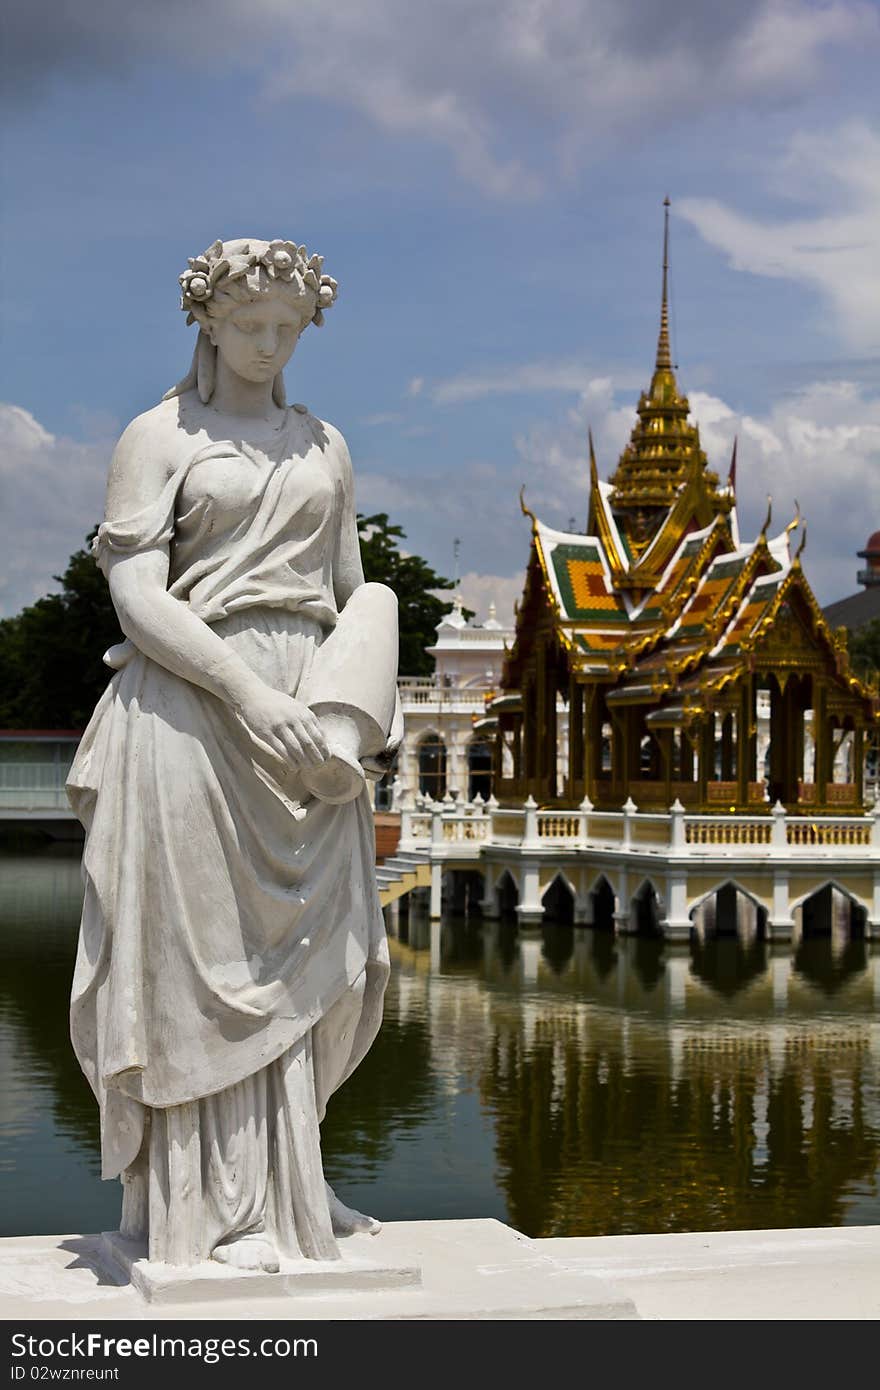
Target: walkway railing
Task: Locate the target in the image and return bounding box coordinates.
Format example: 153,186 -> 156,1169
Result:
397,792 -> 880,859
0,763 -> 74,815
397,677 -> 492,713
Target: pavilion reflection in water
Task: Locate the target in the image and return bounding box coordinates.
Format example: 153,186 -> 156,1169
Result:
1,850 -> 878,1241
390,904 -> 880,1238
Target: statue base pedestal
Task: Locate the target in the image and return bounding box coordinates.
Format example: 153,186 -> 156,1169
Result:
100,1230 -> 422,1306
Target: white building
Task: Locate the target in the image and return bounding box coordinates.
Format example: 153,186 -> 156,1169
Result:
392,597 -> 514,804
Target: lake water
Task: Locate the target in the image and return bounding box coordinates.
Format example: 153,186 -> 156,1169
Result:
1,846 -> 879,1240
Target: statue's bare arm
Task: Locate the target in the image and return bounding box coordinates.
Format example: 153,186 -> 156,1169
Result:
103,407 -> 328,768
327,424 -> 366,611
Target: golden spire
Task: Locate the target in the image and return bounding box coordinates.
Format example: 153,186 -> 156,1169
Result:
656,196 -> 672,370
608,200 -> 722,537
588,428 -> 599,486
605,199 -> 732,565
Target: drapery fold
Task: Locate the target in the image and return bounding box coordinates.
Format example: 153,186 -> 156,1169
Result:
68,413 -> 389,1184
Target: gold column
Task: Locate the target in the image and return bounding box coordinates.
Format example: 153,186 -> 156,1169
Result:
680,728 -> 695,783
814,682 -> 828,807
535,645 -> 546,792
611,709 -> 625,801
720,713 -> 735,782
566,676 -> 582,801
661,728 -> 673,805
583,685 -> 599,801
698,714 -> 714,806
768,680 -> 784,804
544,645 -> 557,799
524,677 -> 537,784
855,727 -> 865,806
736,679 -> 752,808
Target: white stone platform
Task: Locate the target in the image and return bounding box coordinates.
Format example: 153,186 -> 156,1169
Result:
99,1231 -> 422,1306
0,1222 -> 635,1320
0,1221 -> 877,1320
533,1224 -> 880,1320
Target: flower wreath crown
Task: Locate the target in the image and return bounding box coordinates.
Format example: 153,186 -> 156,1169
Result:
179,239 -> 338,326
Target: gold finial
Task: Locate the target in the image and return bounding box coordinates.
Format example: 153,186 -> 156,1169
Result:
727,436 -> 737,492
760,494 -> 773,536
785,499 -> 801,536
656,196 -> 672,370
519,484 -> 536,526
795,521 -> 807,559
588,427 -> 599,485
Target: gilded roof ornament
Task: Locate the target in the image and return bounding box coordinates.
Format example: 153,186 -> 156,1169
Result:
656,196 -> 673,371
607,198 -> 727,555
727,437 -> 737,492
588,428 -> 599,487
519,485 -> 537,527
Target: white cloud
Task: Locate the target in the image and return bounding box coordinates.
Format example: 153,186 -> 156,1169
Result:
0,403 -> 54,452
0,404 -> 110,616
686,380 -> 880,598
679,121 -> 880,351
512,378 -> 632,520
431,362 -> 640,405
457,571 -> 522,627
6,2 -> 877,196
513,377 -> 880,603
361,411 -> 403,426
406,377 -> 425,398
256,2 -> 879,197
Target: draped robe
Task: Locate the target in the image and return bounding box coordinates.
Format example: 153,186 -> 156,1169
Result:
67,404 -> 389,1262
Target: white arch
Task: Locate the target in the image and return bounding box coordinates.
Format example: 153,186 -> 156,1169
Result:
495,867 -> 520,900
789,879 -> 870,917
588,872 -> 619,930
465,731 -> 492,752
542,869 -> 577,902
687,878 -> 768,920
630,875 -> 661,905
587,869 -> 620,899
417,728 -> 447,747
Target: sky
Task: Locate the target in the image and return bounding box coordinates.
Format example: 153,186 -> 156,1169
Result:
2,0 -> 879,624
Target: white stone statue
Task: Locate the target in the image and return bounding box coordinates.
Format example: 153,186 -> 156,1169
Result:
67,238 -> 402,1273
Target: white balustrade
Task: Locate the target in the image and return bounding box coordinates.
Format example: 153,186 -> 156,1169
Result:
408,800 -> 878,859
397,677 -> 492,711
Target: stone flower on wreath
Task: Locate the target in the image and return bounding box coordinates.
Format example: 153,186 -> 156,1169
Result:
260,241 -> 300,281
178,240 -> 259,314
179,239 -> 224,310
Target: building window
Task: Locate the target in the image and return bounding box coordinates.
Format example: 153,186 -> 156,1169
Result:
467,740 -> 492,801
418,734 -> 447,800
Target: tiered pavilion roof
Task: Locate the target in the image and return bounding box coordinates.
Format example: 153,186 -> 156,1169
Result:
495,204 -> 877,815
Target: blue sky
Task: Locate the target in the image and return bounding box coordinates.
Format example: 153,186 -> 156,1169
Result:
2,0 -> 879,621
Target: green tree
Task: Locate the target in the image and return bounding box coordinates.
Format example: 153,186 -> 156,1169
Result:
0,535 -> 122,729
848,617 -> 880,682
357,512 -> 461,676
0,515 -> 459,727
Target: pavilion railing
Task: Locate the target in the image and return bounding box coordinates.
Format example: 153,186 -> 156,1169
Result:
397,794 -> 880,858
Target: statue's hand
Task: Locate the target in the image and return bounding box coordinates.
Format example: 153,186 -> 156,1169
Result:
239,688 -> 329,769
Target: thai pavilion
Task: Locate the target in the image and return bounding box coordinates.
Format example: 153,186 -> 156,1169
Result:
395,204 -> 880,942
492,204 -> 877,820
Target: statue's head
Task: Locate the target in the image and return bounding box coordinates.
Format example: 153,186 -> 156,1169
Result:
166,238 -> 338,406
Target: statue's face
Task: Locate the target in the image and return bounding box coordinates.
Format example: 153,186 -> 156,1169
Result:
208,296 -> 312,384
